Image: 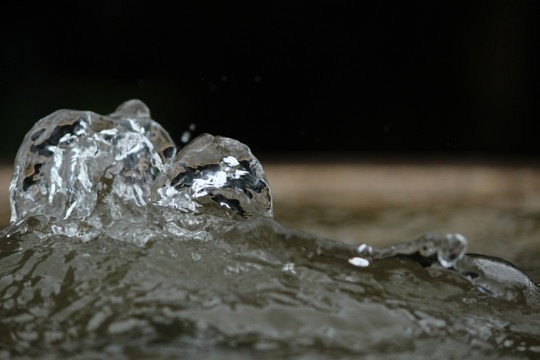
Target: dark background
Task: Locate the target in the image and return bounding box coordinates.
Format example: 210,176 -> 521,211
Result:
0,1 -> 538,160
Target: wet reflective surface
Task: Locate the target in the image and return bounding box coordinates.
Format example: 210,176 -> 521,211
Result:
1,101 -> 540,359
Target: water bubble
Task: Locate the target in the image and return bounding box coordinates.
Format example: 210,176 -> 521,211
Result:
437,233 -> 467,268
357,243 -> 373,257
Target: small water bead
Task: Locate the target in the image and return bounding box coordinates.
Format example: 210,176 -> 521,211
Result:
3,100 -> 540,359
181,131 -> 191,144
180,123 -> 197,144
437,233 -> 468,268
357,243 -> 373,257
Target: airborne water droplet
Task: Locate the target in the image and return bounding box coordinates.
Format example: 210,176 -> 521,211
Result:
180,124 -> 197,144
181,131 -> 191,144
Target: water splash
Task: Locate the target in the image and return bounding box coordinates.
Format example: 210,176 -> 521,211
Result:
1,100 -> 539,359
9,99 -> 176,223
150,133 -> 273,219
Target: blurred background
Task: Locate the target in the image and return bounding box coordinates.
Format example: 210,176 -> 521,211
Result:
1,1 -> 539,269
0,1 -> 538,158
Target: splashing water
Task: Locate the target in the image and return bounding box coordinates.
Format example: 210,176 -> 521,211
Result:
1,100 -> 539,359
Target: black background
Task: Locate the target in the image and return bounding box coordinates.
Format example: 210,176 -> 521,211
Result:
1,1 -> 538,159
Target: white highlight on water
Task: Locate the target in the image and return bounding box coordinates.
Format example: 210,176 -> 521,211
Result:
348,257 -> 370,267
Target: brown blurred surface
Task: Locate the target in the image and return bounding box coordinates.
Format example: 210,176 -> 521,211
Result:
0,166 -> 10,228
2,161 -> 540,228
265,162 -> 540,211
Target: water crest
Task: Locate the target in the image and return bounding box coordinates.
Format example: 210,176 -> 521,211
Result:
1,100 -> 539,359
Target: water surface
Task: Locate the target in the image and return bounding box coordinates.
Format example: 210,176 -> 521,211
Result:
1,100 -> 539,359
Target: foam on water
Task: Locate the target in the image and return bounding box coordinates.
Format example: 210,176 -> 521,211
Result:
1,100 -> 539,359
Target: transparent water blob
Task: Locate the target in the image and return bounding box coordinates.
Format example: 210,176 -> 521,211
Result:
150,133 -> 273,219
9,99 -> 176,223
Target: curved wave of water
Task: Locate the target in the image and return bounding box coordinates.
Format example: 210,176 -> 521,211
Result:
1,100 -> 539,359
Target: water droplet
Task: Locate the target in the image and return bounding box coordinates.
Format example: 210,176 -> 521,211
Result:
181,131 -> 191,144
357,244 -> 373,256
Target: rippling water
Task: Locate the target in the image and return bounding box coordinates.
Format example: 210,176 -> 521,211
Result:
1,100 -> 539,359
275,204 -> 540,284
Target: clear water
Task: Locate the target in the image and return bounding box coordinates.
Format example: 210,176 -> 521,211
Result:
1,100 -> 539,359
275,204 -> 540,285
